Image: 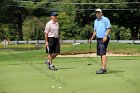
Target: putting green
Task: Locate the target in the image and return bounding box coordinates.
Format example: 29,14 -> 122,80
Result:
0,50 -> 140,93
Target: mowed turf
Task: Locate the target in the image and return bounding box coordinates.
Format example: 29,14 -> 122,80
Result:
0,50 -> 140,93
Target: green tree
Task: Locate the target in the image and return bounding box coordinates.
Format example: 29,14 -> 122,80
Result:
0,0 -> 50,40
0,0 -> 33,40
58,12 -> 81,39
111,25 -> 131,40
0,24 -> 10,41
1,0 -> 139,40
23,16 -> 49,40
80,24 -> 93,40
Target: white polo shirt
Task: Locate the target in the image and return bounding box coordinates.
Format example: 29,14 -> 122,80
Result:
44,20 -> 59,38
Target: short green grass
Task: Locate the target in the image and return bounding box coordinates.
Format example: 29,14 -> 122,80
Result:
0,50 -> 140,93
0,43 -> 140,54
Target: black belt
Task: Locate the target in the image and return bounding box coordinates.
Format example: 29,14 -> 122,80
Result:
97,37 -> 109,40
97,38 -> 103,40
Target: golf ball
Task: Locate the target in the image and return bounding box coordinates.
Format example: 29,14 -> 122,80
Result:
59,86 -> 62,89
52,86 -> 55,88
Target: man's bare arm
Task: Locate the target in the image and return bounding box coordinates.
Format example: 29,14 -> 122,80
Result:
103,28 -> 111,43
91,31 -> 96,40
45,33 -> 49,46
105,28 -> 111,37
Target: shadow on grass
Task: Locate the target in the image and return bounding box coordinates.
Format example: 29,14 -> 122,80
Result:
117,59 -> 136,60
0,48 -> 35,51
108,70 -> 125,74
58,67 -> 76,70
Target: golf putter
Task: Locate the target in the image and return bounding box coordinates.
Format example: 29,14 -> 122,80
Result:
87,32 -> 92,66
87,42 -> 92,66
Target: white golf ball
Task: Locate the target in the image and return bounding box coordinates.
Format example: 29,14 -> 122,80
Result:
59,86 -> 62,89
52,86 -> 55,88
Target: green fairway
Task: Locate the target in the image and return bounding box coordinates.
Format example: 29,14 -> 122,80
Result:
0,50 -> 140,93
1,43 -> 140,54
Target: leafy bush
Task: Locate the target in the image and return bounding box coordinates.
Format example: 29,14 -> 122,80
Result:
111,25 -> 131,40
80,24 -> 93,40
23,17 -> 48,40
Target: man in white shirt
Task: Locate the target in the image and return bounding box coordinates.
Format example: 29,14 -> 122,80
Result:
44,12 -> 60,71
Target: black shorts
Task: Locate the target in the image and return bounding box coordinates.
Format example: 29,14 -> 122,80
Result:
46,37 -> 60,54
97,37 -> 110,56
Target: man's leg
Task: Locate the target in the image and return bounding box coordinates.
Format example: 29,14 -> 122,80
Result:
101,55 -> 107,69
47,53 -> 59,64
48,54 -> 52,65
96,55 -> 107,74
96,44 -> 107,74
47,38 -> 60,70
51,53 -> 59,59
96,38 -> 109,74
48,53 -> 57,70
50,38 -> 60,61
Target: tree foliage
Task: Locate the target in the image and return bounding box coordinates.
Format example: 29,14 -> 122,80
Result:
0,0 -> 139,40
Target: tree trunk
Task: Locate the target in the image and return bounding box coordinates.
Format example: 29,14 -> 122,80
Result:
18,13 -> 23,40
130,25 -> 139,40
135,25 -> 139,40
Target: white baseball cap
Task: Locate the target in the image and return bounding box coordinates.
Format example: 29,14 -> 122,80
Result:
95,8 -> 102,12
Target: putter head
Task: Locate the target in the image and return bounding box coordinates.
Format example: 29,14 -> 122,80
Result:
87,63 -> 92,66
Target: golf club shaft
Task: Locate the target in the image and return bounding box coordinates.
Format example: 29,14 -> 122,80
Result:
89,42 -> 91,61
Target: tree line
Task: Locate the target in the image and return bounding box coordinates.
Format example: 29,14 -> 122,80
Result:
0,0 -> 140,41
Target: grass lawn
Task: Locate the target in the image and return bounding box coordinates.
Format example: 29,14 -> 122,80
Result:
0,50 -> 140,93
0,42 -> 140,54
